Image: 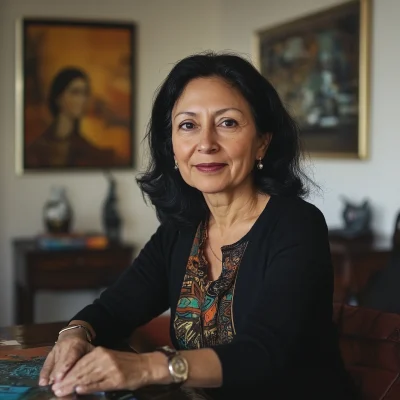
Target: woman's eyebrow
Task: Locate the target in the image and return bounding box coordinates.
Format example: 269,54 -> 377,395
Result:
174,108 -> 243,120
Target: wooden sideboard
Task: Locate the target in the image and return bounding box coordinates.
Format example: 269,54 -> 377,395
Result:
12,234 -> 391,323
330,236 -> 392,303
13,239 -> 135,325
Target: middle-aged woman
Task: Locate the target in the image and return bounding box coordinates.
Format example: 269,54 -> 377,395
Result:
39,52 -> 358,399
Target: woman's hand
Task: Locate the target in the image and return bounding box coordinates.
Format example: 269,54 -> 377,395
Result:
39,332 -> 94,386
50,347 -> 168,396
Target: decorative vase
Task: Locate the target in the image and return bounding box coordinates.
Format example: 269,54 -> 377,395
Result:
102,172 -> 122,243
43,186 -> 73,234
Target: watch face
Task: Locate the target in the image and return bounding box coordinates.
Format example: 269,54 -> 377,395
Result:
171,356 -> 188,381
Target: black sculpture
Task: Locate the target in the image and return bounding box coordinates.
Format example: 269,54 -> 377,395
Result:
393,210 -> 400,250
330,197 -> 372,239
102,171 -> 122,243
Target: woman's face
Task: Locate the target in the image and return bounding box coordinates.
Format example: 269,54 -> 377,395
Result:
57,78 -> 90,119
172,76 -> 270,195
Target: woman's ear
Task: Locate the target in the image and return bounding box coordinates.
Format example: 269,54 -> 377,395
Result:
259,132 -> 272,158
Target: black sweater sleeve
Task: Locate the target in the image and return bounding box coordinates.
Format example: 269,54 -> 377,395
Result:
211,202 -> 333,386
72,222 -> 177,345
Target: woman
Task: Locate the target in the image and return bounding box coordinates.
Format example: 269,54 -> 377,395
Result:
26,67 -> 117,168
39,52 -> 357,399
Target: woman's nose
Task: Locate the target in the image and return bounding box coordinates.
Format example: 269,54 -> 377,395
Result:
197,126 -> 219,153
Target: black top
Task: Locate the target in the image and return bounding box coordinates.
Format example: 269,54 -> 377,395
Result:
73,196 -> 357,399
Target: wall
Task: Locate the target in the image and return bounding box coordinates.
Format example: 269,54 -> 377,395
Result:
218,0 -> 400,235
0,0 -> 221,325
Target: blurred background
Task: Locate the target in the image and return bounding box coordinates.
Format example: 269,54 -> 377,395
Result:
0,0 -> 399,327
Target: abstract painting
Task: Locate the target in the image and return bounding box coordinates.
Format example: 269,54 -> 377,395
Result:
255,0 -> 371,158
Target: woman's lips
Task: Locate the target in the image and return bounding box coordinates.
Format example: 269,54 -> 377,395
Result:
195,163 -> 227,173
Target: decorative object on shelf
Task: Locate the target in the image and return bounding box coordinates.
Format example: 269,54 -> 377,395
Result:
102,171 -> 122,243
255,0 -> 371,159
16,18 -> 136,174
330,196 -> 372,240
392,211 -> 400,251
43,186 -> 73,234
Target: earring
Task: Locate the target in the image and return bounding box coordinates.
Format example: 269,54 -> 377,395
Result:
174,160 -> 179,170
257,157 -> 263,170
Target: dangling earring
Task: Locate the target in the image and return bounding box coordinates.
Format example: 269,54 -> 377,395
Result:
174,160 -> 179,170
257,157 -> 264,170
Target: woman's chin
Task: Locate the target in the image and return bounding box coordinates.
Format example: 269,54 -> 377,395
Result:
195,184 -> 230,195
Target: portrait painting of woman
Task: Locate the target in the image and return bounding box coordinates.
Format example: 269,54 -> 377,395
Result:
20,19 -> 135,172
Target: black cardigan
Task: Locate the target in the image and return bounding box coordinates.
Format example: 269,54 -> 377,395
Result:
73,196 -> 357,399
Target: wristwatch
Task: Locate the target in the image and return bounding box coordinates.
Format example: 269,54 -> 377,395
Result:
156,345 -> 189,384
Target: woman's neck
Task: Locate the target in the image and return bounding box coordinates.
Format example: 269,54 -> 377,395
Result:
53,114 -> 75,139
204,183 -> 269,236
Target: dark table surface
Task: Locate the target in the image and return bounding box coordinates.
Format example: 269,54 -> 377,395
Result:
0,321 -> 65,348
0,322 -> 199,400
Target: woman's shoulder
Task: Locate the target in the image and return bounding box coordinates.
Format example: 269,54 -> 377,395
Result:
266,195 -> 328,235
274,196 -> 325,219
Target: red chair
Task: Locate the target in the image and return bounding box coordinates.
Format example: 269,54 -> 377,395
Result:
334,303 -> 400,399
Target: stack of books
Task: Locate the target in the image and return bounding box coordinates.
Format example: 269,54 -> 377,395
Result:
35,233 -> 109,250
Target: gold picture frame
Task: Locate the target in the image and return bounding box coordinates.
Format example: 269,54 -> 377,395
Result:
254,0 -> 371,159
15,18 -> 136,174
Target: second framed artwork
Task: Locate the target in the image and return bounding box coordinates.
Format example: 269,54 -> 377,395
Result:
255,0 -> 371,159
16,18 -> 136,173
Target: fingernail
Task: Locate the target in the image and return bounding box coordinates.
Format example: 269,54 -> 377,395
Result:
76,386 -> 82,393
39,379 -> 46,386
55,390 -> 63,397
52,383 -> 59,391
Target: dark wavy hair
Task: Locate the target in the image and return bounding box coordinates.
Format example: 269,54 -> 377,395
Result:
137,51 -> 314,226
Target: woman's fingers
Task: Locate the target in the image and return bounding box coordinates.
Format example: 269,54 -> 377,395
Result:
75,379 -> 109,395
52,347 -> 80,383
58,338 -> 93,383
38,349 -> 55,386
51,347 -> 146,396
38,336 -> 92,387
52,348 -> 102,396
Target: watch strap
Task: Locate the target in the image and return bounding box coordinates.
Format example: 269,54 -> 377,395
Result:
156,345 -> 178,358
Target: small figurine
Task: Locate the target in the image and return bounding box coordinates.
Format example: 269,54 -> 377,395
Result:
102,171 -> 122,243
330,197 -> 372,239
43,186 -> 73,234
393,211 -> 400,250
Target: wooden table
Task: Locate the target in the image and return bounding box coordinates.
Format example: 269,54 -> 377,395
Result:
330,236 -> 392,303
13,239 -> 135,324
0,320 -> 64,348
0,322 -> 192,400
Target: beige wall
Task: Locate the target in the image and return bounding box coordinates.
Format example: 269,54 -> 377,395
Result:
1,0 -> 399,326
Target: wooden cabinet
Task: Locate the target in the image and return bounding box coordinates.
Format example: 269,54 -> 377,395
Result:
330,237 -> 391,303
13,239 -> 135,324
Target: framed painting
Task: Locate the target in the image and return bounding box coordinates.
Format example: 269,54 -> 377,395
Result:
16,18 -> 136,174
254,0 -> 371,159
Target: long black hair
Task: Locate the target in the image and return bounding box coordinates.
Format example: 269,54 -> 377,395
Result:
137,51 -> 314,226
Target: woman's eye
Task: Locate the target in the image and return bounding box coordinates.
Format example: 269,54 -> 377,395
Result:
220,119 -> 237,128
179,122 -> 195,130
